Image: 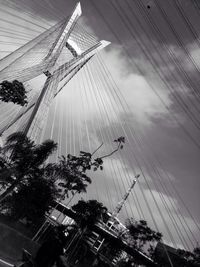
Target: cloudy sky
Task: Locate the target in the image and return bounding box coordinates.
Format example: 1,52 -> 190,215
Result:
0,0 -> 200,250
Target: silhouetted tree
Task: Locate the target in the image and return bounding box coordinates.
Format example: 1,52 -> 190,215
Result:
117,258 -> 135,267
0,80 -> 28,106
112,219 -> 162,266
1,176 -> 59,223
68,199 -> 107,266
72,199 -> 107,229
125,219 -> 162,257
0,133 -> 125,223
193,247 -> 200,264
0,132 -> 57,203
54,136 -> 125,199
177,246 -> 200,266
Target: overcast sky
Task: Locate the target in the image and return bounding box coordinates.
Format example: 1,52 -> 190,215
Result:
0,0 -> 200,250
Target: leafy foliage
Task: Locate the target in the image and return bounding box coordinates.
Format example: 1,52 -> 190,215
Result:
116,258 -> 134,267
72,199 -> 107,229
193,247 -> 200,263
125,219 -> 162,257
0,132 -> 124,223
1,176 -> 59,223
0,80 -> 28,106
112,219 -> 162,266
0,132 -> 58,222
177,246 -> 200,265
55,153 -> 93,198
67,200 -> 108,265
54,136 -> 125,199
55,151 -> 105,198
0,132 -> 57,190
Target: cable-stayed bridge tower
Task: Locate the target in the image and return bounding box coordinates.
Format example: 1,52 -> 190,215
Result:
0,2 -> 110,141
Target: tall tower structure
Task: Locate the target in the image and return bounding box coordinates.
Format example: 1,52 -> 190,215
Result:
112,174 -> 140,218
0,2 -> 110,141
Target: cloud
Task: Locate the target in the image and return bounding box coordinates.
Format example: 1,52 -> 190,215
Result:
1,0 -> 200,251
98,46 -> 173,126
80,154 -> 200,250
119,187 -> 199,250
185,42 -> 200,71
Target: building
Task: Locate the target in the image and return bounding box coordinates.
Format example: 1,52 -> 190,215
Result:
42,201 -> 157,267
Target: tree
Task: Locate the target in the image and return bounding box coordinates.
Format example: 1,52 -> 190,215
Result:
68,199 -> 108,265
177,246 -> 200,266
0,133 -> 125,223
112,219 -> 162,266
117,258 -> 134,267
0,132 -> 57,202
124,219 -> 162,258
1,176 -> 59,224
54,136 -> 125,199
72,199 -> 107,229
0,80 -> 28,106
0,134 -> 125,202
193,247 -> 200,264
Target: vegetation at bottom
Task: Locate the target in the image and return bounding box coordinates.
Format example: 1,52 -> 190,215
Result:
0,132 -> 124,223
0,131 -> 199,266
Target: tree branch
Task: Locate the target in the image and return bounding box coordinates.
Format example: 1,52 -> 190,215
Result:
91,142 -> 103,156
98,142 -> 121,160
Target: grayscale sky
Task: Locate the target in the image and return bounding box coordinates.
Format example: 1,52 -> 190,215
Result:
0,0 -> 200,250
